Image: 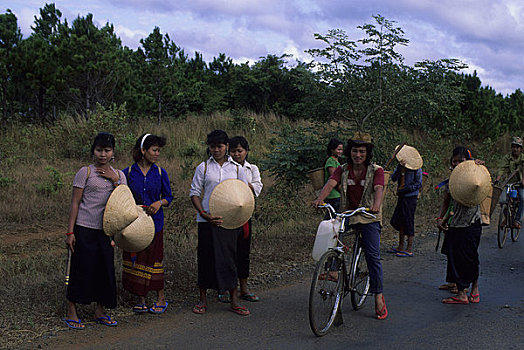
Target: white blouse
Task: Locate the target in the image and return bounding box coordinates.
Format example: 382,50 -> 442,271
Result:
242,160 -> 263,197
189,156 -> 247,222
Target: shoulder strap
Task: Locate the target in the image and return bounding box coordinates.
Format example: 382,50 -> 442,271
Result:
85,165 -> 91,187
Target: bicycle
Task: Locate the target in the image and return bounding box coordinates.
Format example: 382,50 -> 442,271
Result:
308,204 -> 376,337
497,183 -> 521,248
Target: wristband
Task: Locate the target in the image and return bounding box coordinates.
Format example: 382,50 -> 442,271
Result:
66,232 -> 74,236
199,210 -> 206,216
436,217 -> 443,221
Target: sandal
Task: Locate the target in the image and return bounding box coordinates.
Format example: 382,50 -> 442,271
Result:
63,318 -> 85,330
149,302 -> 168,314
217,293 -> 231,303
133,303 -> 148,313
192,304 -> 206,314
442,296 -> 469,304
96,315 -> 118,326
230,305 -> 250,316
240,293 -> 260,302
468,294 -> 480,303
375,295 -> 388,320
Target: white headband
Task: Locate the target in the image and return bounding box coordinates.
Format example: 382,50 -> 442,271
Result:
140,133 -> 151,150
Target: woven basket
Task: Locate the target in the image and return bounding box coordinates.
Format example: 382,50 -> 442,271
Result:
307,168 -> 325,191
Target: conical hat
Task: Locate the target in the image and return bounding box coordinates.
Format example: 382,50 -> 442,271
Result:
449,160 -> 492,207
209,179 -> 255,229
395,145 -> 423,170
103,185 -> 139,236
113,205 -> 155,252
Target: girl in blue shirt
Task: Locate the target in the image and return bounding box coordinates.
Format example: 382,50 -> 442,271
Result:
122,133 -> 173,314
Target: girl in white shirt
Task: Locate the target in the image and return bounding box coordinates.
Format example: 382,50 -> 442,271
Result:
189,130 -> 250,316
229,136 -> 263,302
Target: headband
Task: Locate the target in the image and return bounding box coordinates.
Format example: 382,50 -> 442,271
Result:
140,134 -> 151,150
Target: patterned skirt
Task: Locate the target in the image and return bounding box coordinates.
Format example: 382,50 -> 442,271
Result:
122,229 -> 164,296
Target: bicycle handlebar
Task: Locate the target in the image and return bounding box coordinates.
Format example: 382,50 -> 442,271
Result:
318,203 -> 376,219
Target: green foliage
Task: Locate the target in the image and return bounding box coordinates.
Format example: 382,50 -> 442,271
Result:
227,109 -> 257,133
0,176 -> 15,188
34,166 -> 65,195
177,140 -> 206,180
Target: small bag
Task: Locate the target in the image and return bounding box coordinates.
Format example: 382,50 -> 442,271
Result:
312,218 -> 342,261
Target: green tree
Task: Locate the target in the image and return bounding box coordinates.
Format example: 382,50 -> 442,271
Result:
0,9 -> 22,123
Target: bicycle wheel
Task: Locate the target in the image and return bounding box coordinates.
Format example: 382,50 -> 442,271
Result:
309,250 -> 345,337
350,243 -> 370,310
498,204 -> 509,248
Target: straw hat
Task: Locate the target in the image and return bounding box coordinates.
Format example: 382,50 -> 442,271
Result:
395,145 -> 423,170
209,179 -> 255,229
350,131 -> 373,145
449,160 -> 492,207
113,205 -> 155,252
103,185 -> 139,236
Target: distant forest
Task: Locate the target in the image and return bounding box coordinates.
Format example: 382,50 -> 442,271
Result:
1,4 -> 523,140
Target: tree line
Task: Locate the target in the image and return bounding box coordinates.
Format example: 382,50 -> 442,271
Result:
1,4 -> 523,140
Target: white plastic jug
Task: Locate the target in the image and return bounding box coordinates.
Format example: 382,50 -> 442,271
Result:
312,218 -> 342,261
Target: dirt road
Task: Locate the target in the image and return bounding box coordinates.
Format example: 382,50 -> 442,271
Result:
29,227 -> 524,350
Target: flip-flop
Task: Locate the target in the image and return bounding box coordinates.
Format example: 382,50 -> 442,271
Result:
230,305 -> 250,316
62,318 -> 85,330
217,294 -> 231,303
149,302 -> 168,314
240,293 -> 260,302
395,251 -> 414,257
468,294 -> 480,303
375,295 -> 388,320
192,304 -> 206,314
133,303 -> 148,313
442,296 -> 469,304
96,315 -> 118,326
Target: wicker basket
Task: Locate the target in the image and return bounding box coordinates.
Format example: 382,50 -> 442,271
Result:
307,168 -> 325,191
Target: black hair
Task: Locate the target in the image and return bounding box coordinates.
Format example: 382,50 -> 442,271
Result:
90,132 -> 115,155
450,146 -> 472,165
229,136 -> 250,151
132,133 -> 167,162
344,140 -> 373,166
206,129 -> 229,146
326,138 -> 343,157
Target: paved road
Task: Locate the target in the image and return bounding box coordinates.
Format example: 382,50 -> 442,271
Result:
41,228 -> 524,350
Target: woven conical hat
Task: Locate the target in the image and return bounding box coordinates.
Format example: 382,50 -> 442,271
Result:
209,179 -> 255,229
113,205 -> 155,252
103,185 -> 139,236
449,160 -> 492,207
395,145 -> 423,170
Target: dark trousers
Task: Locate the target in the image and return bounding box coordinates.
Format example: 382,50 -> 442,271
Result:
446,221 -> 482,291
236,220 -> 252,279
357,222 -> 383,294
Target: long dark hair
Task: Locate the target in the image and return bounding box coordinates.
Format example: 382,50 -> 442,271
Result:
450,146 -> 472,165
132,133 -> 167,162
326,138 -> 343,157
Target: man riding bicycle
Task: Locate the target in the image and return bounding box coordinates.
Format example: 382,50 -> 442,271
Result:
495,136 -> 524,229
312,131 -> 387,320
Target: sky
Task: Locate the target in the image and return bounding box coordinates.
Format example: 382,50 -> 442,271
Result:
6,0 -> 524,96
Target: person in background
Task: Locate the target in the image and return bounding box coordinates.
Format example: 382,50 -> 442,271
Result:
389,146 -> 423,257
64,132 -> 126,329
312,132 -> 388,320
495,136 -> 524,229
122,133 -> 173,314
323,138 -> 344,214
189,130 -> 251,316
229,136 -> 263,302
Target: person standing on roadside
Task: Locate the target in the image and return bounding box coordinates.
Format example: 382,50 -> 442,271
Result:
64,132 -> 126,329
312,131 -> 388,320
122,133 -> 173,315
229,136 -> 263,303
438,147 -> 485,305
189,130 -> 251,316
389,145 -> 423,257
495,136 -> 524,229
323,138 -> 344,214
